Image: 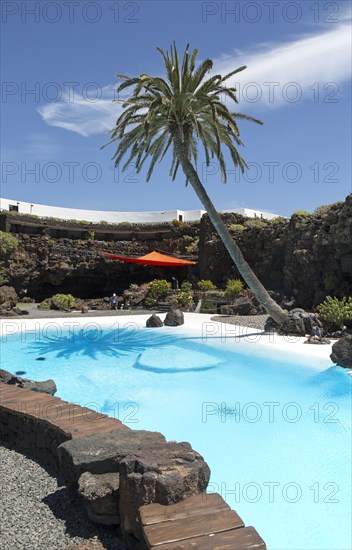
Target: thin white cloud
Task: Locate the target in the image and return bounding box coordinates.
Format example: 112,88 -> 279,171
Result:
215,22 -> 351,108
38,20 -> 351,135
38,86 -> 121,137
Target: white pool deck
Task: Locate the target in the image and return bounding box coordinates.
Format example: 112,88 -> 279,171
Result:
0,313 -> 336,371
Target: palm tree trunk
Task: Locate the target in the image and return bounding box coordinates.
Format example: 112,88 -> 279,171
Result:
173,135 -> 288,324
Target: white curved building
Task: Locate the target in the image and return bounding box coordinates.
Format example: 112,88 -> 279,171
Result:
0,197 -> 280,223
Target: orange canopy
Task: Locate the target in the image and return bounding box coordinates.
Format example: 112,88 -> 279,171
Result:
102,250 -> 197,267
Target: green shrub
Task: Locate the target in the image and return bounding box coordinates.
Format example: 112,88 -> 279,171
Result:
0,232 -> 19,259
197,279 -> 217,292
172,290 -> 194,307
323,273 -> 341,294
129,283 -> 139,292
118,221 -> 132,227
38,299 -> 50,310
229,223 -> 246,233
185,237 -> 199,255
291,210 -> 311,218
243,219 -> 266,229
181,280 -> 193,292
225,278 -> 244,297
267,216 -> 287,224
144,279 -> 171,307
317,296 -> 352,329
0,268 -> 9,286
51,293 -> 75,311
314,202 -> 344,216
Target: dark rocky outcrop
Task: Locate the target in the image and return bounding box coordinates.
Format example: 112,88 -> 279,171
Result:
146,314 -> 163,327
220,296 -> 259,316
330,336 -> 352,368
164,307 -> 184,326
199,196 -> 352,309
304,338 -> 331,345
0,285 -> 18,315
78,471 -> 120,525
1,196 -> 351,310
58,429 -> 166,486
276,310 -> 321,336
0,368 -> 56,395
119,441 -> 210,545
265,309 -> 323,337
0,227 -> 198,301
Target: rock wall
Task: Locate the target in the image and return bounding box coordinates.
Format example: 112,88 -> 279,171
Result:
1,232 -> 198,300
199,195 -> 352,308
1,196 -> 351,308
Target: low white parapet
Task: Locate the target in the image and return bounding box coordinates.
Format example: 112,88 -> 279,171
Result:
0,197 -> 280,223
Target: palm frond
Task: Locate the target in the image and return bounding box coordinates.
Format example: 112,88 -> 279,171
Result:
105,43 -> 262,185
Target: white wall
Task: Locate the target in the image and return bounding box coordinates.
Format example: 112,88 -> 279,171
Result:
224,208 -> 280,220
0,198 -> 184,224
0,197 -> 281,223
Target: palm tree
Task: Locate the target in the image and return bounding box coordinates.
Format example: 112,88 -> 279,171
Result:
104,43 -> 288,323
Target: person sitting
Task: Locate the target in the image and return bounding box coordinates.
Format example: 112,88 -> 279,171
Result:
306,325 -> 322,342
109,293 -> 117,310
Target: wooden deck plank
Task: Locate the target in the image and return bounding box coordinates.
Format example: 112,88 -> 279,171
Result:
143,509 -> 244,547
140,493 -> 231,525
149,526 -> 266,549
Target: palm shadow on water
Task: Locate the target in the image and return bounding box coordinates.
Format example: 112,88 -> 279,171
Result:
27,327 -> 227,373
132,352 -> 219,374
28,327 -> 174,361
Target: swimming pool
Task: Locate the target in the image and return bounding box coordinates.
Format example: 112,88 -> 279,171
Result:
1,315 -> 351,550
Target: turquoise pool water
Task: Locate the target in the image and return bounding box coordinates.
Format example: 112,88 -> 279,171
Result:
1,324 -> 351,550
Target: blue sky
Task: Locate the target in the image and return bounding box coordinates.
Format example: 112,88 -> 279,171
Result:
1,0 -> 351,216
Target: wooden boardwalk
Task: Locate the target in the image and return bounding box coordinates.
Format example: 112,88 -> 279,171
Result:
1,384 -> 268,549
0,383 -> 129,439
140,493 -> 266,549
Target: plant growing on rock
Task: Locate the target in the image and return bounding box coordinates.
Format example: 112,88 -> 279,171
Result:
197,280 -> 217,292
323,273 -> 341,294
144,279 -> 171,307
291,210 -> 311,218
229,224 -> 246,233
0,268 -> 9,286
0,232 -> 19,259
314,202 -> 344,216
51,293 -> 75,311
317,296 -> 352,330
267,216 -> 287,225
225,278 -> 244,297
244,219 -> 266,230
172,290 -> 194,307
181,280 -> 193,291
185,237 -> 199,255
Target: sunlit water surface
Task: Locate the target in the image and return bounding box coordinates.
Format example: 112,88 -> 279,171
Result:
2,325 -> 351,550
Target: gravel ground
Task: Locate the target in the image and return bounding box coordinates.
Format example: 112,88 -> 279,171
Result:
0,444 -> 125,550
211,314 -> 269,331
